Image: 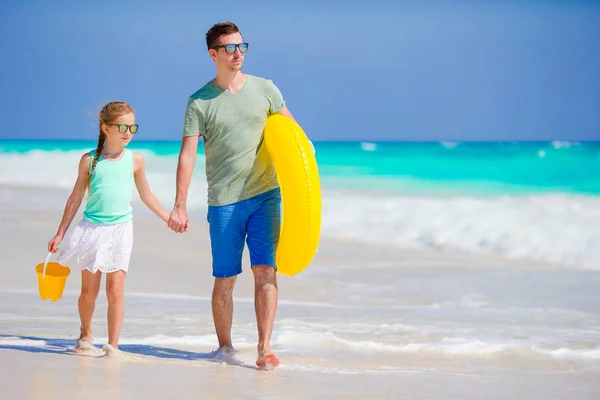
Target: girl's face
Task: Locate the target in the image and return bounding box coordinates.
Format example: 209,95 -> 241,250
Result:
102,112 -> 137,147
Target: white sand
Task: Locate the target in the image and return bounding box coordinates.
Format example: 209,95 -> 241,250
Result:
1,185 -> 599,399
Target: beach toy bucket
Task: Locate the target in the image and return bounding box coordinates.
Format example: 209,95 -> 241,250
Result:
35,252 -> 70,302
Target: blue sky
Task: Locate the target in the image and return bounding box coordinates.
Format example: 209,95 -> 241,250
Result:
1,0 -> 599,141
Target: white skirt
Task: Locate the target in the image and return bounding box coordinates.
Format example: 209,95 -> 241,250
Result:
56,219 -> 134,273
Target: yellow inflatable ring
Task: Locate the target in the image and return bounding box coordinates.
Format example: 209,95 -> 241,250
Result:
263,114 -> 322,276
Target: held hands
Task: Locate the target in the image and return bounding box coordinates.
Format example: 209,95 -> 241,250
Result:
168,206 -> 189,233
48,234 -> 63,254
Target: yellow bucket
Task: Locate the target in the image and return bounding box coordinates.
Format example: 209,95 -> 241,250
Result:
35,252 -> 70,302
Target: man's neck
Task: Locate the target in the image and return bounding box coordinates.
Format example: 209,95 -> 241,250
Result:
212,70 -> 246,94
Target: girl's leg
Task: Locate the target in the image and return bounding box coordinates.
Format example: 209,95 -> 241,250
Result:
78,270 -> 102,342
105,270 -> 127,349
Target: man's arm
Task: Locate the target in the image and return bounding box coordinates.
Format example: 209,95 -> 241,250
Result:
169,97 -> 204,233
278,106 -> 315,154
168,135 -> 198,233
268,80 -> 315,154
175,136 -> 199,209
279,106 -> 295,122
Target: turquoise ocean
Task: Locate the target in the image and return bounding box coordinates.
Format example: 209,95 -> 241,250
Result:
1,139 -> 599,269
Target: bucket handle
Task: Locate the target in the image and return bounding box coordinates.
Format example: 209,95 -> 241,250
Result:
42,252 -> 53,279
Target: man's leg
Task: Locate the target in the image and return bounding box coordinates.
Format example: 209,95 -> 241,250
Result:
246,189 -> 282,367
207,202 -> 246,351
212,276 -> 237,349
252,265 -> 279,366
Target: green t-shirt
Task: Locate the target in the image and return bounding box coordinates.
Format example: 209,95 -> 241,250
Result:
183,74 -> 286,206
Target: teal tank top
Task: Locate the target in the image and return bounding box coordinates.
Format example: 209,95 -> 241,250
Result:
83,149 -> 134,224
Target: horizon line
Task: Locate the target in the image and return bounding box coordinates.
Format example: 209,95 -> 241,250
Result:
1,138 -> 599,144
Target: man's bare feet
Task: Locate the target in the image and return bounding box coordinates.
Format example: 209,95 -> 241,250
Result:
209,345 -> 238,364
256,352 -> 280,369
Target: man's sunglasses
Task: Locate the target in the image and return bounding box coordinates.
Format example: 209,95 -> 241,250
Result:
212,42 -> 249,54
109,124 -> 139,134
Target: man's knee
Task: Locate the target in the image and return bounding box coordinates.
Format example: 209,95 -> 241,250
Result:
214,276 -> 236,293
252,265 -> 276,284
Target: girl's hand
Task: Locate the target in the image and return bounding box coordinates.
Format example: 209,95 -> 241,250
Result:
169,206 -> 189,233
48,235 -> 63,253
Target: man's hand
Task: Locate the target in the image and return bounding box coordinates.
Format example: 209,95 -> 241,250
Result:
168,206 -> 189,233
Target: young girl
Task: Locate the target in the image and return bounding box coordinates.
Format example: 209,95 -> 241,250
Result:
47,100 -> 170,356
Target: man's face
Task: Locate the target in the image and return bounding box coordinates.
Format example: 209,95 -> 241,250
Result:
210,32 -> 247,71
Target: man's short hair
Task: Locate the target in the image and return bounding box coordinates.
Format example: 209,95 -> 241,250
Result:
206,22 -> 240,50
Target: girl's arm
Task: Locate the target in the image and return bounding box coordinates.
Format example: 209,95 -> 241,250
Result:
48,153 -> 91,253
133,152 -> 170,223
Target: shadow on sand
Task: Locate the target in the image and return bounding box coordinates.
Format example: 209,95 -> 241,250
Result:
0,334 -> 257,369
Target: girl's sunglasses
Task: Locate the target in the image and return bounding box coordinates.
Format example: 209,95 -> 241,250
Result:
213,42 -> 249,54
109,123 -> 139,134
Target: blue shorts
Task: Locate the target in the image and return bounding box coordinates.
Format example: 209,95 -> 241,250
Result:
207,188 -> 281,278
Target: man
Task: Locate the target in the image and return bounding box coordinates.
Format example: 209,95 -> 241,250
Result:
168,22 -> 297,369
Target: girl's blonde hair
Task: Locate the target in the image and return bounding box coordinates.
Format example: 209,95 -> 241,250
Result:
87,101 -> 134,191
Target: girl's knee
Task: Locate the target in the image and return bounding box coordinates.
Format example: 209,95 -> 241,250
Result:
79,291 -> 97,304
106,285 -> 124,304
105,270 -> 126,304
